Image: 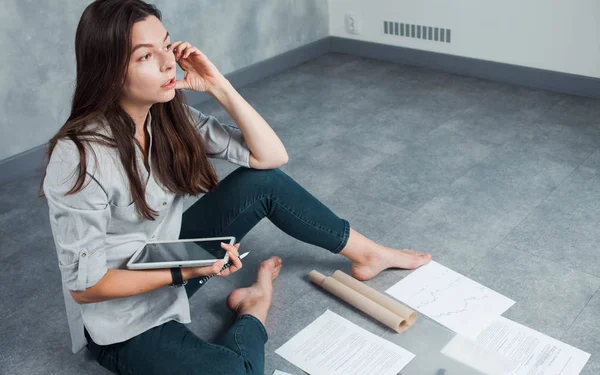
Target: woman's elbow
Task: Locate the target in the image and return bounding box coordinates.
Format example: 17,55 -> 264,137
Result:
69,283 -> 104,304
69,290 -> 88,304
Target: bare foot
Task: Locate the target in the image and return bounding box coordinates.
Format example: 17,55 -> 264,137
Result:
352,246 -> 431,281
226,256 -> 282,325
339,228 -> 431,281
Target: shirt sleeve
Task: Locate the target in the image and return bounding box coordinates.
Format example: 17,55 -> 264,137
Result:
187,104 -> 251,168
43,140 -> 110,292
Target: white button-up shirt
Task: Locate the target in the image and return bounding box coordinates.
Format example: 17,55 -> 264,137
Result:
43,105 -> 250,353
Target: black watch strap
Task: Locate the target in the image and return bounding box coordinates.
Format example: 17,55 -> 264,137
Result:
170,267 -> 186,288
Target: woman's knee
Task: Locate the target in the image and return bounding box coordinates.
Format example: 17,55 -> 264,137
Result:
201,342 -> 258,375
231,166 -> 285,186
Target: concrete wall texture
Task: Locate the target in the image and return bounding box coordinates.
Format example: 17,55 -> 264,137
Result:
0,0 -> 329,161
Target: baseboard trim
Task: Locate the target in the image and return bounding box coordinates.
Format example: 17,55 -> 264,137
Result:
0,144 -> 49,184
331,36 -> 600,100
3,35 -> 599,185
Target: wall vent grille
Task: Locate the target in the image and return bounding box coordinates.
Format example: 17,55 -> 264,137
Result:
384,21 -> 451,43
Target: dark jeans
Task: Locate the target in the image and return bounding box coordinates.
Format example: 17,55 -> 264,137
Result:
85,167 -> 350,375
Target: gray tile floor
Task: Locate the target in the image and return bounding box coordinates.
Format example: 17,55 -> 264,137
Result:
1,53 -> 599,374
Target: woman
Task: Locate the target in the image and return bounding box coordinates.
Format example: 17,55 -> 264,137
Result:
40,0 -> 431,374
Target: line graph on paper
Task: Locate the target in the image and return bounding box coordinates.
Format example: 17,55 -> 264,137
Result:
385,261 -> 515,338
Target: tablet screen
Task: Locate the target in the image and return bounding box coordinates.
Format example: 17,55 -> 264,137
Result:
132,240 -> 228,264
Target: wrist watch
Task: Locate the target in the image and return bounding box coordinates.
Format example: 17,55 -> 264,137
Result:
170,267 -> 187,288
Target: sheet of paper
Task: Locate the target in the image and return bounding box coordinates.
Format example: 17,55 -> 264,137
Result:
442,316 -> 590,375
441,332 -> 515,374
385,261 -> 515,338
273,371 -> 293,375
275,310 -> 415,375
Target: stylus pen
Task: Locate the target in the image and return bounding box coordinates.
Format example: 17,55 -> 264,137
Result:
198,252 -> 250,285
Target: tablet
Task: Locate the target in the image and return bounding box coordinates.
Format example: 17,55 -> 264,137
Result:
126,236 -> 235,270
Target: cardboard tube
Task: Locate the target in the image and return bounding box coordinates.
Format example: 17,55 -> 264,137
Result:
332,270 -> 416,328
309,270 -> 414,333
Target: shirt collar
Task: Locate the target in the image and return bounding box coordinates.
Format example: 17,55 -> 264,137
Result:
146,111 -> 152,132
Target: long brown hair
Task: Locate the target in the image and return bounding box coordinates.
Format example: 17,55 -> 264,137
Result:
39,0 -> 219,220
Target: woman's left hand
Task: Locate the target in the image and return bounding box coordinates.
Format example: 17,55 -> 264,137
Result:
171,41 -> 227,92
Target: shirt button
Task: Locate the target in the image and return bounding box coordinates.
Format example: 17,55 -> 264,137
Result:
162,202 -> 167,206
81,252 -> 87,257
151,234 -> 156,239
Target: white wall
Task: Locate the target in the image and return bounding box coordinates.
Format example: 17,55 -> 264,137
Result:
329,0 -> 600,79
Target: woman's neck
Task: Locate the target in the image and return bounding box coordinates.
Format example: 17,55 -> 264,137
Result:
119,99 -> 151,134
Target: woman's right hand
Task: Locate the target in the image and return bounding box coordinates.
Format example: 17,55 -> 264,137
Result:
182,261 -> 225,280
181,243 -> 242,280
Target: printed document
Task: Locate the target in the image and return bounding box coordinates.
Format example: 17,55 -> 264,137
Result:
442,316 -> 590,374
275,310 -> 415,375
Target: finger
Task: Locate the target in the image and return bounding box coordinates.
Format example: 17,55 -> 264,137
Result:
219,250 -> 241,276
171,40 -> 184,49
228,249 -> 241,266
195,260 -> 222,277
220,266 -> 235,277
222,249 -> 237,266
211,259 -> 225,274
218,250 -> 242,277
221,242 -> 239,256
173,71 -> 190,90
183,47 -> 198,59
216,267 -> 230,277
173,42 -> 190,59
229,250 -> 243,270
171,41 -> 185,55
218,265 -> 236,277
217,267 -> 233,277
178,44 -> 191,60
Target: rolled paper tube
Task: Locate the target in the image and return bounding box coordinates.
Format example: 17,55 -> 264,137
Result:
309,270 -> 413,333
331,270 -> 416,329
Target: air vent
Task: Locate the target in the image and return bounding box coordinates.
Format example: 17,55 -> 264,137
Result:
383,21 -> 451,43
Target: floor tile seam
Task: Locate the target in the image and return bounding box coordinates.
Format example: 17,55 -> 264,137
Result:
313,136 -> 397,168
263,304 -> 285,320
464,245 -> 600,343
389,126 -> 524,215
481,239 -> 600,281
328,100 -> 472,151
465,146 -> 600,275
270,284 -> 317,313
365,104 -> 548,238
321,92 -> 568,173
559,287 -> 599,341
325,125 -> 412,157
407,103 -> 478,144
325,76 -> 564,149
577,144 -> 600,172
373,145 -> 504,242
0,307 -> 23,322
311,148 -> 414,211
400,108 -> 537,189
285,121 -> 373,161
537,96 -> 563,117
